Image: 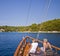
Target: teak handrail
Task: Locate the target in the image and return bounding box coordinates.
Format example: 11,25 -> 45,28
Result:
29,36 -> 60,50
28,36 -> 60,50
14,37 -> 27,56
14,36 -> 60,56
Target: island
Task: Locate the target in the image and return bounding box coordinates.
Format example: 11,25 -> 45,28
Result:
0,19 -> 60,33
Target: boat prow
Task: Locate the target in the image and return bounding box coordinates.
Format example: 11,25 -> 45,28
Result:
14,36 -> 60,56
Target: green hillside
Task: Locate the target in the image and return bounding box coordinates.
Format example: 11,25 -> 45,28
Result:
0,19 -> 60,32
39,19 -> 60,31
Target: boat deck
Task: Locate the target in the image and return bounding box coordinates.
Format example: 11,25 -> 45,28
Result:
18,53 -> 60,56
14,36 -> 60,56
29,52 -> 60,56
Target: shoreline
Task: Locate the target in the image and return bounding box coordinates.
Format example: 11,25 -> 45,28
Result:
18,31 -> 60,33
0,31 -> 60,33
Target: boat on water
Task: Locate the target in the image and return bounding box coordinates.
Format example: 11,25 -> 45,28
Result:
14,36 -> 60,56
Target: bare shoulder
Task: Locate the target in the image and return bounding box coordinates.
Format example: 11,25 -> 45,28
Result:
47,42 -> 51,45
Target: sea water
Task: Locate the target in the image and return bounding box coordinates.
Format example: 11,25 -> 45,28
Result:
0,32 -> 60,56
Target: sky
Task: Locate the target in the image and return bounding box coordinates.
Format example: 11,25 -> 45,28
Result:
0,0 -> 60,26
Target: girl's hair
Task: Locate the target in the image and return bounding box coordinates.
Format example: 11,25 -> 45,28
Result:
43,39 -> 48,42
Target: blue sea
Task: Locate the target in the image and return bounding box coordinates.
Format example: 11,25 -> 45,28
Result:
0,32 -> 60,56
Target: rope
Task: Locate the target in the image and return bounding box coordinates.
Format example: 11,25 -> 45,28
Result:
36,32 -> 39,39
37,0 -> 51,38
25,0 -> 32,26
44,0 -> 52,19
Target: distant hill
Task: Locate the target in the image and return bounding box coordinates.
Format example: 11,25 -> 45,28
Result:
39,19 -> 60,31
0,19 -> 60,32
